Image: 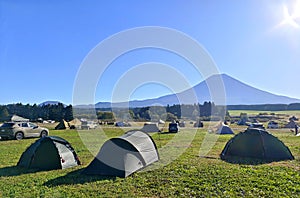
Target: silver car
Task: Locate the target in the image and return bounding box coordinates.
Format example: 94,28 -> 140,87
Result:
0,122 -> 49,140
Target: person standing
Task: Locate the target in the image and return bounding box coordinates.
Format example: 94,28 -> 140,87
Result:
295,124 -> 298,135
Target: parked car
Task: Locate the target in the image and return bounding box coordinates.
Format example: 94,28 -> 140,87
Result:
81,121 -> 97,130
248,122 -> 265,130
0,122 -> 49,140
267,121 -> 279,129
168,123 -> 179,133
115,122 -> 131,127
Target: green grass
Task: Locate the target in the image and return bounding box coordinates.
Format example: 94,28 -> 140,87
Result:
228,110 -> 271,116
0,127 -> 299,197
228,110 -> 300,117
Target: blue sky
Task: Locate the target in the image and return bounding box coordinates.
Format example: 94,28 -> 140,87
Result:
1,0 -> 300,105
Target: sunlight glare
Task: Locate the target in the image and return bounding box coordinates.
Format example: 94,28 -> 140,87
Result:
280,1 -> 300,28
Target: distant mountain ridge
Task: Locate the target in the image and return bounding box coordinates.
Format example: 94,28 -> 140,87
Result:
39,101 -> 66,106
41,74 -> 300,108
93,73 -> 300,108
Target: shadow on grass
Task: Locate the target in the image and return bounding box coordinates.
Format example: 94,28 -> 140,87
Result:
158,131 -> 178,135
199,155 -> 271,165
199,156 -> 220,160
0,166 -> 39,177
0,137 -> 41,142
44,168 -> 116,187
219,156 -> 292,165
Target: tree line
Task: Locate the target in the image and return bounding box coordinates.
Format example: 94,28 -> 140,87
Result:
0,102 -> 226,122
97,102 -> 228,122
2,102 -> 299,123
0,103 -> 74,122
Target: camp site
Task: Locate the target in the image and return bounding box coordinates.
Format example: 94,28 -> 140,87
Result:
0,107 -> 299,197
2,1 -> 300,197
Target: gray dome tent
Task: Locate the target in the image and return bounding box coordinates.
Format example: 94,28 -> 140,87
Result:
141,123 -> 160,133
83,130 -> 159,178
220,128 -> 294,163
284,120 -> 297,128
18,136 -> 80,170
216,123 -> 234,135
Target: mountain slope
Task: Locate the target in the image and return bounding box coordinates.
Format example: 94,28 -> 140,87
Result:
192,74 -> 300,105
95,74 -> 300,108
39,101 -> 66,106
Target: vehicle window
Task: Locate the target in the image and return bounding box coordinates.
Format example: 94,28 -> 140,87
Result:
29,123 -> 37,128
1,123 -> 15,127
22,123 -> 29,127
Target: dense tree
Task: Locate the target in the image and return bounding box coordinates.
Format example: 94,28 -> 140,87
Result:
0,106 -> 9,122
48,103 -> 65,121
64,105 -> 74,121
2,101 -> 298,123
199,101 -> 214,117
97,111 -> 115,121
131,107 -> 151,121
161,112 -> 177,122
1,103 -> 75,122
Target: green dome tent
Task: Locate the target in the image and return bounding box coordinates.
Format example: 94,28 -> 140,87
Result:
83,130 -> 159,178
18,136 -> 80,170
220,128 -> 294,163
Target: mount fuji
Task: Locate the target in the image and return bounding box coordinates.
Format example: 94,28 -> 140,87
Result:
94,73 -> 300,108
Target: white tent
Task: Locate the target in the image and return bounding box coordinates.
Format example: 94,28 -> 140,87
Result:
11,115 -> 29,122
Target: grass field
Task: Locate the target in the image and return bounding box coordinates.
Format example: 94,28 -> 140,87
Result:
0,126 -> 299,197
228,110 -> 300,117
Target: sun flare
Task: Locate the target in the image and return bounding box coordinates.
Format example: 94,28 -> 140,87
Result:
280,1 -> 300,28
